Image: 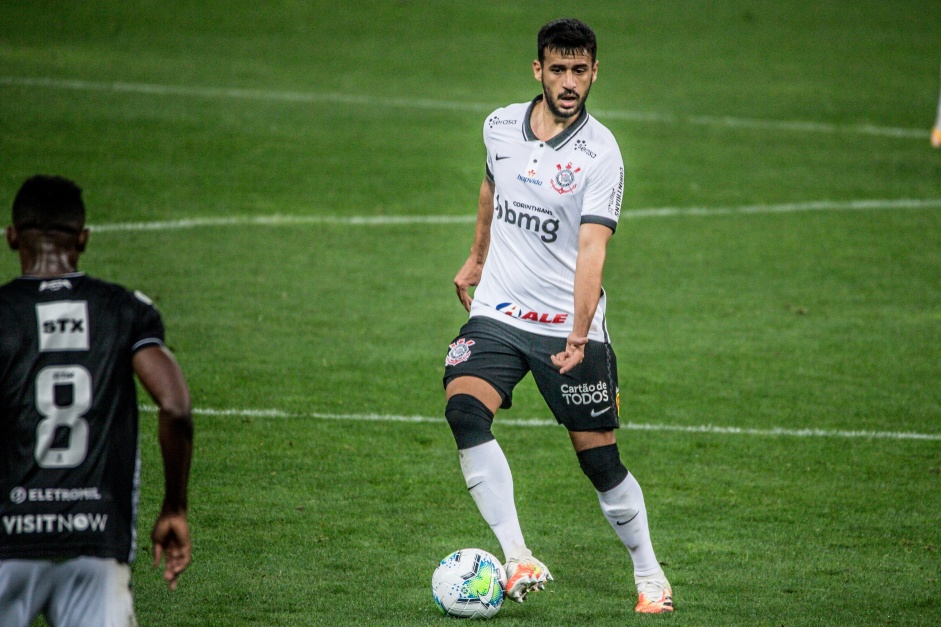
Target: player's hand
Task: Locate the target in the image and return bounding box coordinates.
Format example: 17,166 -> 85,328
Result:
152,511 -> 191,591
551,335 -> 588,374
454,256 -> 483,312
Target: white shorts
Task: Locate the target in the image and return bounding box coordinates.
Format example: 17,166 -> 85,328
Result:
0,556 -> 136,627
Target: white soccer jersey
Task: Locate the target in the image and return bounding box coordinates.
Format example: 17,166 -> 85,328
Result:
469,96 -> 624,342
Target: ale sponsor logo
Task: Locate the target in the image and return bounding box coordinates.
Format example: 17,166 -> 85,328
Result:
496,302 -> 568,324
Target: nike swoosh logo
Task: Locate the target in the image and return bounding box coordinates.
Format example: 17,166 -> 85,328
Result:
495,154 -> 511,160
616,512 -> 640,526
479,570 -> 496,605
590,407 -> 611,418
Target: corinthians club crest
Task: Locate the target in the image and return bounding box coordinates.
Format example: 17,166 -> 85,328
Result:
446,338 -> 475,366
550,162 -> 581,194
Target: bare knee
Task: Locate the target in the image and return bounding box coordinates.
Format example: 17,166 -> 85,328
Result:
445,376 -> 502,414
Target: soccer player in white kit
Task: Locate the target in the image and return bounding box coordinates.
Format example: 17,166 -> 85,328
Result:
442,19 -> 673,614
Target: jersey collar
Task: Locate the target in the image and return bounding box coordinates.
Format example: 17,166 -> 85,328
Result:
523,95 -> 590,150
18,272 -> 86,280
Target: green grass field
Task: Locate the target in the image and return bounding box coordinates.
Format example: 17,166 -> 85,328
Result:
2,1 -> 940,624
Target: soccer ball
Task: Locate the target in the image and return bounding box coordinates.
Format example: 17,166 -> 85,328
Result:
432,548 -> 507,619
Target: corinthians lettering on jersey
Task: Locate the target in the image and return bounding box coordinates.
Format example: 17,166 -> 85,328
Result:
494,194 -> 559,243
512,200 -> 553,215
607,166 -> 624,218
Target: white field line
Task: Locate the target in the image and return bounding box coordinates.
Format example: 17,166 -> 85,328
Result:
89,214 -> 475,232
88,197 -> 941,232
0,76 -> 926,139
138,405 -> 941,442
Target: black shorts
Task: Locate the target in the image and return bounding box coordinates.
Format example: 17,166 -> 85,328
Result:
443,316 -> 620,431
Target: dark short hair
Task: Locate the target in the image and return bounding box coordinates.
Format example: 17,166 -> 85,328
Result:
538,18 -> 597,63
12,175 -> 85,233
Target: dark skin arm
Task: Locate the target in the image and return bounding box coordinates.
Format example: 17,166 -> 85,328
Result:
133,345 -> 193,591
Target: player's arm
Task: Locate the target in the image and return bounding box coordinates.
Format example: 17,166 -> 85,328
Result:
551,223 -> 613,374
454,177 -> 496,311
133,345 -> 193,591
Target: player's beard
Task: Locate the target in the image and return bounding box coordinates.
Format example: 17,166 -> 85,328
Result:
542,81 -> 591,120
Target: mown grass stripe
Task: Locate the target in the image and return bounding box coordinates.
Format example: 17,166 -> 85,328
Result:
1,75 -> 926,139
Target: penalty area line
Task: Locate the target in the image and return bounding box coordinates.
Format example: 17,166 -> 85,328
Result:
139,405 -> 941,441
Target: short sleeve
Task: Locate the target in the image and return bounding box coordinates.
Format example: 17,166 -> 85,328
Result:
128,289 -> 165,353
579,146 -> 624,233
483,114 -> 495,182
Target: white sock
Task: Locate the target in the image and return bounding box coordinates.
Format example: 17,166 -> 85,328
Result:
458,439 -> 527,561
596,472 -> 661,578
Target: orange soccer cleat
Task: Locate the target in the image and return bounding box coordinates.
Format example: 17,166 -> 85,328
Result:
504,552 -> 553,603
634,571 -> 674,614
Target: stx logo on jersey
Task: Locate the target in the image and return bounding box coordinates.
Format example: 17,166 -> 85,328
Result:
35,301 -> 89,352
3,513 -> 108,535
551,163 -> 581,195
494,195 -> 560,243
496,302 -> 568,324
43,319 -> 84,334
446,338 -> 475,366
